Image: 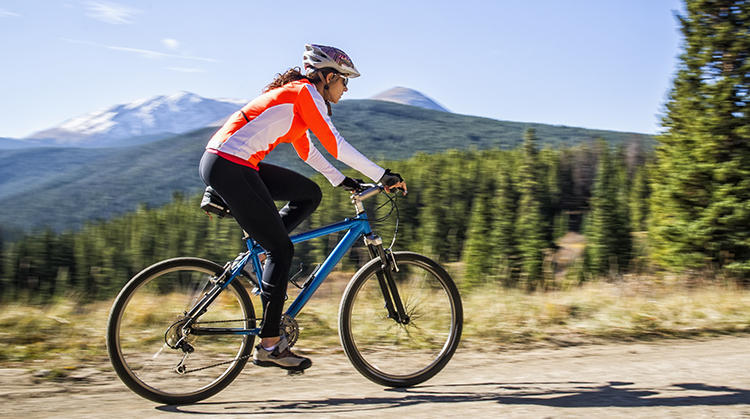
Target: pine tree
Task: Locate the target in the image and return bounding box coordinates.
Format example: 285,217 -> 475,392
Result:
538,149 -> 560,211
629,165 -> 650,232
650,0 -> 750,273
490,159 -> 519,284
461,165 -> 495,285
442,150 -> 477,261
415,154 -> 448,259
584,140 -> 632,276
515,129 -> 551,287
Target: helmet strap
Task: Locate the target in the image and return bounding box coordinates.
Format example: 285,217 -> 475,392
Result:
323,72 -> 334,91
312,70 -> 335,116
322,72 -> 335,115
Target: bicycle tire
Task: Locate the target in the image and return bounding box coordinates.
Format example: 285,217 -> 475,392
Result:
339,251 -> 463,387
107,257 -> 256,405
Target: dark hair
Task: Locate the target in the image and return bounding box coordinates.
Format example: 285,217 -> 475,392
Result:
263,66 -> 336,92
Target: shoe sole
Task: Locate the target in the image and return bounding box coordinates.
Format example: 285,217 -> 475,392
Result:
253,359 -> 312,371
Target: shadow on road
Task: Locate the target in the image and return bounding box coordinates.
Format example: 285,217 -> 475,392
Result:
156,381 -> 750,415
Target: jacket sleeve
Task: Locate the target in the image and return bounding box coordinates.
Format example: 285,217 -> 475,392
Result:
297,85 -> 386,183
292,132 -> 346,186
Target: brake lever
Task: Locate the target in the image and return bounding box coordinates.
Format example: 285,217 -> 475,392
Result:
384,185 -> 407,196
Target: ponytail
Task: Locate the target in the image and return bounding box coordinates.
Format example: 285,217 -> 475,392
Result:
263,67 -> 309,92
263,67 -> 336,116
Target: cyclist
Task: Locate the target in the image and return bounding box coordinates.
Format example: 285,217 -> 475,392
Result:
199,44 -> 406,371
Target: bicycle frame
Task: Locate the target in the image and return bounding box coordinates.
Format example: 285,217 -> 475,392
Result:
191,203 -> 376,337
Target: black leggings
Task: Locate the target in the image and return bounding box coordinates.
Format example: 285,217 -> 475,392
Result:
199,151 -> 322,337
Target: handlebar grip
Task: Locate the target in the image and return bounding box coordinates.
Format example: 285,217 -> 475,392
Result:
354,185 -> 381,201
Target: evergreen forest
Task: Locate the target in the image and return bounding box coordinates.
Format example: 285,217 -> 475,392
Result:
0,132 -> 652,302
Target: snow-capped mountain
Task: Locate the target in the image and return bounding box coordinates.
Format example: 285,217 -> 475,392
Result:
10,87 -> 449,149
369,87 -> 450,113
23,92 -> 247,147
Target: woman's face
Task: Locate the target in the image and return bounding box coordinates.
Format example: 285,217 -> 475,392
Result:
326,74 -> 348,104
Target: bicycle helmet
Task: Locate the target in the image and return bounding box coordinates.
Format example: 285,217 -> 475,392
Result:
303,44 -> 361,78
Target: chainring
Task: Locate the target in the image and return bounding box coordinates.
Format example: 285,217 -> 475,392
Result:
280,315 -> 299,347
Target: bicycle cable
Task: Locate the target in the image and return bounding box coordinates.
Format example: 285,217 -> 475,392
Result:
373,190 -> 401,251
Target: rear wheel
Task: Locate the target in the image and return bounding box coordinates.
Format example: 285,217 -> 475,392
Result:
106,258 -> 255,405
339,251 -> 462,387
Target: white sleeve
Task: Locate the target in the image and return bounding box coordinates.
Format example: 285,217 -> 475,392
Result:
300,132 -> 346,186
300,85 -> 386,183
332,135 -> 386,183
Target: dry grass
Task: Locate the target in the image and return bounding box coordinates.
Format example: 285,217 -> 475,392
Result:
0,297 -> 112,368
461,279 -> 750,347
2,275 -> 750,371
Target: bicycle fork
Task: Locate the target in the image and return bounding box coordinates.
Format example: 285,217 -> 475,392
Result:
365,234 -> 409,325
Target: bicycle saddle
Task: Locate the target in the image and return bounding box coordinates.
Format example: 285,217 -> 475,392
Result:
200,186 -> 233,219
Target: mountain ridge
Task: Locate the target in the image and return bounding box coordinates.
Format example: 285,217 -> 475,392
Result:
21,92 -> 247,148
370,87 -> 450,112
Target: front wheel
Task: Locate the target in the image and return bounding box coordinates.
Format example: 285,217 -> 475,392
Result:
106,258 -> 256,405
339,251 -> 463,387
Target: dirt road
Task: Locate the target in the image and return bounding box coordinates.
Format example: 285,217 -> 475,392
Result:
2,336 -> 750,418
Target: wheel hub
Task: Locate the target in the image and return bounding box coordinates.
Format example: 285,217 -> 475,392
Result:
165,316 -> 196,351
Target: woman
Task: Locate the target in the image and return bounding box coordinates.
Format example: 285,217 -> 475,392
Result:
199,44 -> 406,371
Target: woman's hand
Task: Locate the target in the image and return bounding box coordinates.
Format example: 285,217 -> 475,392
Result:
384,180 -> 407,194
338,176 -> 365,192
380,169 -> 407,194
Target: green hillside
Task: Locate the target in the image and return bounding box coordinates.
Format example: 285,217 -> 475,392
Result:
0,147 -> 115,200
0,99 -> 652,235
332,100 -> 650,158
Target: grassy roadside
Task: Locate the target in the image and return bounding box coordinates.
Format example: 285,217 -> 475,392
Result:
2,277 -> 750,372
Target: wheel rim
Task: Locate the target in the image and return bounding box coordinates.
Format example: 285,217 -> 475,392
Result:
345,258 -> 458,381
112,264 -> 253,398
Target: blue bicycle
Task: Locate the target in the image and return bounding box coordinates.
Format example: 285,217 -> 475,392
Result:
106,183 -> 463,405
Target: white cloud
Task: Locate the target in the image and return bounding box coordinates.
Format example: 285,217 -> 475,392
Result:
86,1 -> 140,24
167,67 -> 206,73
0,8 -> 21,17
61,38 -> 219,63
163,39 -> 180,50
109,46 -> 218,62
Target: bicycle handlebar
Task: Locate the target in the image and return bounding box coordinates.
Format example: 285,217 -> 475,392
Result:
354,183 -> 407,199
351,183 -> 405,213
353,184 -> 381,201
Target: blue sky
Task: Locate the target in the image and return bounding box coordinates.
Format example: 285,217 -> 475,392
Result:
0,0 -> 684,139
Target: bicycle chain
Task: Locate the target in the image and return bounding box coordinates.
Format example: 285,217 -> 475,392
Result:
178,353 -> 254,374
176,318 -> 256,374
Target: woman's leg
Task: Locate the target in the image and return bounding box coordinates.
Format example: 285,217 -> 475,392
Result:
199,153 -> 294,338
256,162 -> 322,234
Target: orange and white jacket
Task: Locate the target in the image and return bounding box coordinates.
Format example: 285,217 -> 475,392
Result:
206,79 -> 385,186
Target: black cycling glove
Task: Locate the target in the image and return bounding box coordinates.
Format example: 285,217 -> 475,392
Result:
338,176 -> 365,192
379,169 -> 404,188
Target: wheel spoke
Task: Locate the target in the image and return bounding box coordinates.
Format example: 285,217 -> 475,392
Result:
340,252 -> 462,387
107,259 -> 256,404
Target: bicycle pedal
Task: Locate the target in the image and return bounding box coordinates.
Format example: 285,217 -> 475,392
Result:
287,369 -> 305,376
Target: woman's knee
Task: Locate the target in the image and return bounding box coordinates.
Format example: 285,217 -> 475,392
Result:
309,183 -> 323,210
268,239 -> 295,261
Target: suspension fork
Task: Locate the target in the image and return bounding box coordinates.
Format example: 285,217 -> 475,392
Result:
365,234 -> 409,324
